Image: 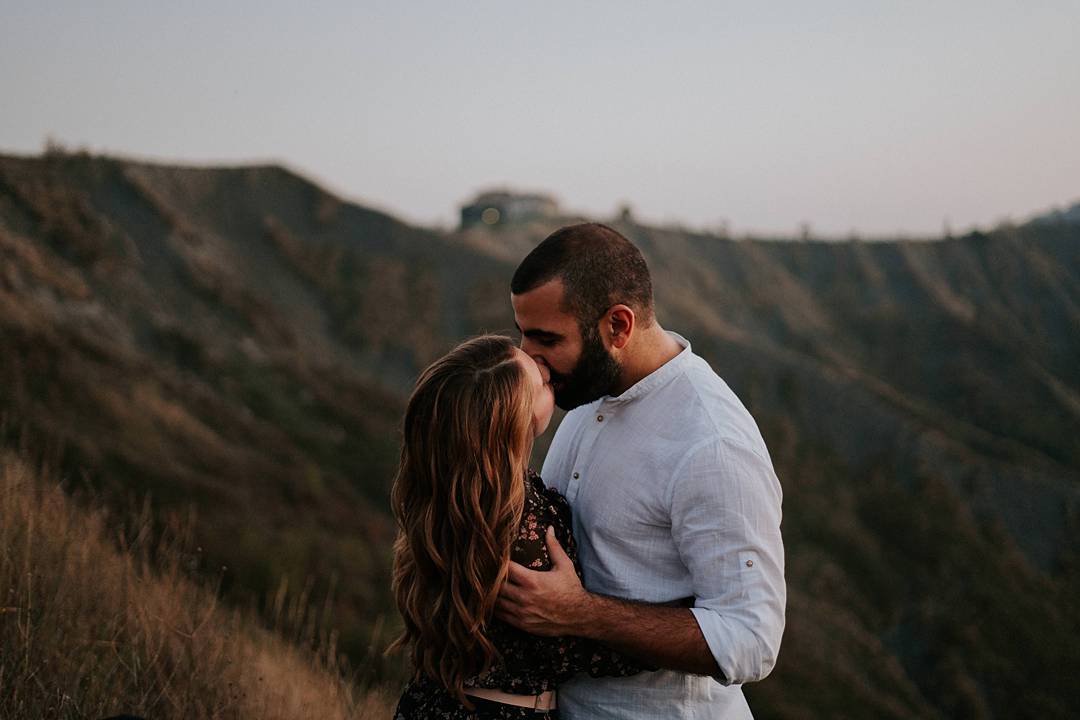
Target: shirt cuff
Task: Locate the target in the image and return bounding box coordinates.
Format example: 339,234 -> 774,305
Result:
690,606 -> 758,686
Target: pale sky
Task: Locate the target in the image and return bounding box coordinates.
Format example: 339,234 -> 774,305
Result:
3,1 -> 1079,236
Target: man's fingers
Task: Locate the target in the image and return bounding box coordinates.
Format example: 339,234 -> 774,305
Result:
545,526 -> 572,569
494,598 -> 517,621
506,561 -> 541,587
498,581 -> 527,605
494,599 -> 534,631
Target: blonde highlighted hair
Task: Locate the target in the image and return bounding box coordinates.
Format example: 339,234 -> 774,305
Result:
388,335 -> 533,704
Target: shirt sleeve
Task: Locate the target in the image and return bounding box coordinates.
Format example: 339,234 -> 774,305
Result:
667,436 -> 786,685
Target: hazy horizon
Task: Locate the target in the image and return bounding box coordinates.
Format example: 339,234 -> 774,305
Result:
4,1 -> 1079,236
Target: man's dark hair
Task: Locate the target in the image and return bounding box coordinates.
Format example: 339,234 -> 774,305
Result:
510,223 -> 655,329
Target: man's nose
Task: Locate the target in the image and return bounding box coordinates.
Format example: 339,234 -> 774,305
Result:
519,337 -> 547,368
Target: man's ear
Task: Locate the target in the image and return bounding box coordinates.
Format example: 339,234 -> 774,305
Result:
604,305 -> 635,350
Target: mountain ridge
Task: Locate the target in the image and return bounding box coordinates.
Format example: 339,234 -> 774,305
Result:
1,150 -> 1077,717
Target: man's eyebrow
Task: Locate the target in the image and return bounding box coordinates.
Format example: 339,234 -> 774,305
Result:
514,323 -> 564,341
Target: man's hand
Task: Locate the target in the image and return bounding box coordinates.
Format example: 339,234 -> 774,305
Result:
495,526 -> 595,636
495,527 -> 722,677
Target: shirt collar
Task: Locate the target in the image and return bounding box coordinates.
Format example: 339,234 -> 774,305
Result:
602,331 -> 692,406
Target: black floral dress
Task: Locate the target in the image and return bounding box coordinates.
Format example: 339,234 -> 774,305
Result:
393,470 -> 647,719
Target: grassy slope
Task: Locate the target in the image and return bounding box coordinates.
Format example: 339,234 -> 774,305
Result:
0,449 -> 395,719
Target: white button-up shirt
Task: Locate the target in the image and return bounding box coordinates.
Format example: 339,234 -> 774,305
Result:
542,332 -> 786,720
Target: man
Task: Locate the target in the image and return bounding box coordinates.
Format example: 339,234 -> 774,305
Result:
497,223 -> 785,719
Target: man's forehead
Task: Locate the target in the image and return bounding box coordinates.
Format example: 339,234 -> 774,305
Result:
511,279 -> 577,332
512,277 -> 566,308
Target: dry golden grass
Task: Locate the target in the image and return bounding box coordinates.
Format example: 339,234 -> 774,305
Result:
0,451 -> 395,720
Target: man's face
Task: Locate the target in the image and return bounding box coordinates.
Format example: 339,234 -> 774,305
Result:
511,279 -> 622,410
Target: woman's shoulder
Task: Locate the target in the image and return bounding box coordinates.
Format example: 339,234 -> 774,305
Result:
525,469 -> 571,516
526,468 -> 561,498
525,467 -> 548,491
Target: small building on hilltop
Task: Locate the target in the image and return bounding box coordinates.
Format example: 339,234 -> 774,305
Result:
460,190 -> 559,229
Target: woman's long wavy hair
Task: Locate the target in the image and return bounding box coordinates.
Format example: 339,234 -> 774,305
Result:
388,335 -> 533,704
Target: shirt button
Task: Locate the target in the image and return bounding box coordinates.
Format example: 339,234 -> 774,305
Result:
597,414 -> 604,422
572,472 -> 580,479
745,559 -> 754,568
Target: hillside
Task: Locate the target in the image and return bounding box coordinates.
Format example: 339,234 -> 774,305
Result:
0,150 -> 516,675
1,150 -> 1078,718
0,449 -> 393,719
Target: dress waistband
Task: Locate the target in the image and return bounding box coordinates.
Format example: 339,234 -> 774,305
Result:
464,687 -> 557,712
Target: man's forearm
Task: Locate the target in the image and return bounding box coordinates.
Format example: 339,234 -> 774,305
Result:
571,592 -> 721,677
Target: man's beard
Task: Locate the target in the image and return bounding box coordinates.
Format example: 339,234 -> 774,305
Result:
550,325 -> 622,411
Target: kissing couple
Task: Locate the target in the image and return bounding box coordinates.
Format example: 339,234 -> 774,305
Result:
390,223 -> 785,719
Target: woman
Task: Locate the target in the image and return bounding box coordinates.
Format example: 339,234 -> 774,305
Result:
389,335 -> 643,719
